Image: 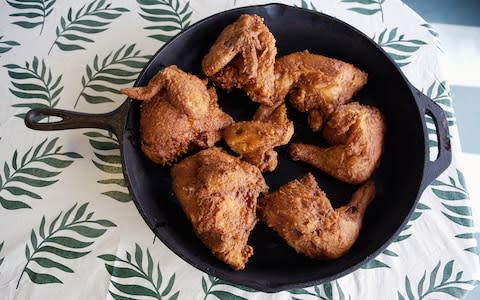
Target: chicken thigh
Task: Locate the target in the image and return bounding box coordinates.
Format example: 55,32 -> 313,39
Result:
258,173 -> 375,260
290,102 -> 385,184
171,147 -> 268,270
254,51 -> 368,131
223,104 -> 294,172
202,14 -> 277,105
121,65 -> 233,165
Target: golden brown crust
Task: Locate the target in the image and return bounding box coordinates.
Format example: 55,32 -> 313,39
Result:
307,109 -> 324,132
254,51 -> 368,129
258,173 -> 375,259
290,102 -> 386,184
171,147 -> 268,270
123,24 -> 384,266
121,66 -> 233,165
201,14 -> 277,105
223,104 -> 294,172
122,65 -> 210,117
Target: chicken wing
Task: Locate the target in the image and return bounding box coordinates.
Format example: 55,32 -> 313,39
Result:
121,65 -> 233,165
258,173 -> 375,260
202,14 -> 277,105
290,102 -> 385,184
171,147 -> 268,270
223,104 -> 294,172
254,51 -> 368,131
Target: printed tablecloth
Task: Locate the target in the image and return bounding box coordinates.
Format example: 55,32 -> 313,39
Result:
1,0 -> 479,299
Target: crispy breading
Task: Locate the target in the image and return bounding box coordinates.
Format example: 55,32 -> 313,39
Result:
121,65 -> 233,165
223,104 -> 294,172
202,14 -> 277,105
290,102 -> 385,184
171,147 -> 268,270
258,173 -> 375,259
254,51 -> 368,131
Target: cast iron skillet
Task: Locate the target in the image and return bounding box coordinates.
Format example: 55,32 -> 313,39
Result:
24,4 -> 451,293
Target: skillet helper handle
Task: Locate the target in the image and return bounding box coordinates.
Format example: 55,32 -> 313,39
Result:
24,101 -> 129,139
410,85 -> 452,190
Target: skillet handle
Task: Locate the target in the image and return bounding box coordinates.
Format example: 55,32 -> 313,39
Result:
410,85 -> 452,190
24,101 -> 129,139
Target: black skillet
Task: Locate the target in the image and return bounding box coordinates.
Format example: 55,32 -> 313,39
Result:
24,3 -> 451,293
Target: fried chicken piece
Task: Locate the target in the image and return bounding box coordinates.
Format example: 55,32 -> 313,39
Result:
223,104 -> 294,172
171,147 -> 268,270
202,14 -> 277,105
258,173 -> 375,260
290,102 -> 385,184
121,65 -> 233,165
254,51 -> 368,131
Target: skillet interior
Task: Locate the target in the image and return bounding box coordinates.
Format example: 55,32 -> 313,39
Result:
121,4 -> 425,291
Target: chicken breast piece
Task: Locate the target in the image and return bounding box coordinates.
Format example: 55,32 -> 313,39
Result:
254,51 -> 368,131
290,102 -> 385,184
202,14 -> 277,105
258,173 -> 375,260
223,104 -> 294,172
121,65 -> 233,165
171,147 -> 269,270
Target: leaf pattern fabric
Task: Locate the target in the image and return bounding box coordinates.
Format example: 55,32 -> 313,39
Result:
49,0 -> 129,54
5,58 -> 64,119
289,281 -> 347,300
7,0 -> 56,34
137,0 -> 193,42
202,275 -> 258,300
373,27 -> 427,67
75,44 -> 150,108
0,36 -> 20,56
99,244 -> 180,299
16,202 -> 116,288
397,260 -> 479,300
0,241 -> 4,267
342,0 -> 386,21
0,138 -> 82,210
83,131 -> 131,202
0,0 -> 478,299
361,199 -> 432,269
297,0 -> 318,11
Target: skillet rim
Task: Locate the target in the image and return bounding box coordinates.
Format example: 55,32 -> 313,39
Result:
121,3 -> 429,292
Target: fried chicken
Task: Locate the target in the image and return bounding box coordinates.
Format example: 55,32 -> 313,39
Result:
223,104 -> 294,172
121,65 -> 233,165
254,51 -> 368,131
290,102 -> 385,184
258,173 -> 375,260
202,14 -> 277,105
171,147 -> 268,270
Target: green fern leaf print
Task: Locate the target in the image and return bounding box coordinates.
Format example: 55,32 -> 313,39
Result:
16,203 -> 116,288
74,44 -> 150,108
5,57 -> 63,119
49,0 -> 129,54
83,131 -> 131,202
98,244 -> 180,299
137,0 -> 192,42
7,0 -> 57,34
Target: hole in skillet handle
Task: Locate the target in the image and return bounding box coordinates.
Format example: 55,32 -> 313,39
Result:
24,101 -> 129,139
410,84 -> 452,191
24,108 -> 83,130
425,112 -> 440,162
